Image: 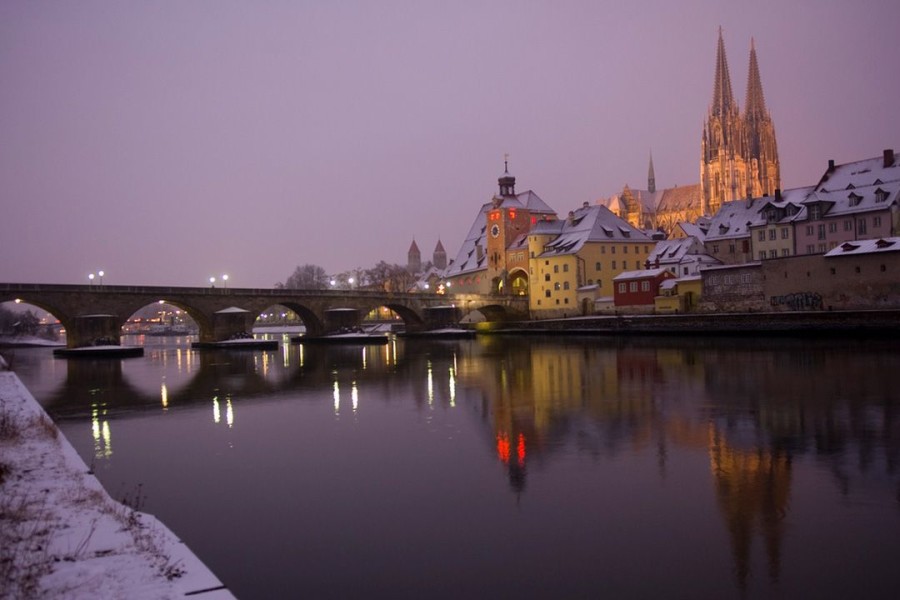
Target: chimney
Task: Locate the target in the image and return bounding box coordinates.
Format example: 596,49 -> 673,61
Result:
775,188 -> 782,202
884,148 -> 895,168
582,201 -> 590,209
567,210 -> 575,225
827,159 -> 835,172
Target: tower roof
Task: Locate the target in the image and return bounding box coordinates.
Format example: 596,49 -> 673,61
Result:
744,38 -> 768,121
408,239 -> 420,253
710,27 -> 737,117
434,239 -> 445,253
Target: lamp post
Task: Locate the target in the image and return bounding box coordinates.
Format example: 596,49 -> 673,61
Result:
222,274 -> 229,289
98,270 -> 104,286
209,276 -> 216,288
88,273 -> 94,288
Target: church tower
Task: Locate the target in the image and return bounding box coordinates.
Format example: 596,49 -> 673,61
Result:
407,239 -> 421,274
701,29 -> 780,216
433,239 -> 447,270
648,151 -> 656,194
743,39 -> 780,200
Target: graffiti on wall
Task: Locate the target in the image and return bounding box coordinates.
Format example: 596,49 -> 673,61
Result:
770,292 -> 823,311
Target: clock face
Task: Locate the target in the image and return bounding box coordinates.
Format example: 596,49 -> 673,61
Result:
490,224 -> 500,238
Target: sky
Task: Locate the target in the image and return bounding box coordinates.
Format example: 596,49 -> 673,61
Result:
2,0 -> 899,288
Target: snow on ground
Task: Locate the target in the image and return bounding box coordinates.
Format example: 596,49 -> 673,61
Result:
0,371 -> 235,599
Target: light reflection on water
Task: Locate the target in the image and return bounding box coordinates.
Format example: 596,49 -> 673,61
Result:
9,334 -> 900,599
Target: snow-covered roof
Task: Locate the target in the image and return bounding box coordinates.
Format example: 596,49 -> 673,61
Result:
613,267 -> 671,281
824,237 -> 900,257
704,199 -> 765,242
802,179 -> 900,218
536,205 -> 652,258
659,279 -> 678,291
814,150 -> 900,193
676,221 -> 708,241
216,306 -> 249,314
647,236 -> 708,265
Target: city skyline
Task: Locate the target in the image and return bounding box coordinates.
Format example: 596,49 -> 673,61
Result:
2,1 -> 899,287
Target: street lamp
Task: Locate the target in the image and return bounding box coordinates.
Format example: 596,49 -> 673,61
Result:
222,274 -> 229,289
348,277 -> 355,289
98,270 -> 104,286
209,276 -> 216,288
88,273 -> 95,287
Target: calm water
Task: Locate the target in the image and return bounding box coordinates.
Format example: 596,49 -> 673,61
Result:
9,333 -> 900,599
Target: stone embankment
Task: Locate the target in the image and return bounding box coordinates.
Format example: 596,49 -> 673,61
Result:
497,309 -> 900,336
0,370 -> 235,599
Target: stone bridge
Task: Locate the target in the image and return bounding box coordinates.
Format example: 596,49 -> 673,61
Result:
0,283 -> 529,348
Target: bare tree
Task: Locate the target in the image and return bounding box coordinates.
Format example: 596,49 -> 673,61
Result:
282,264 -> 329,289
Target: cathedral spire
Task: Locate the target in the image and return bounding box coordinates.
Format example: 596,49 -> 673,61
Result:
744,37 -> 768,122
711,27 -> 737,117
647,150 -> 656,193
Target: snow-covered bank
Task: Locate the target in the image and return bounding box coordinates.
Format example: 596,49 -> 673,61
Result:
0,371 -> 235,599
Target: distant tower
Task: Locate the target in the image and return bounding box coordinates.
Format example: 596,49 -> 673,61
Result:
407,239 -> 421,273
648,151 -> 656,193
701,29 -> 780,215
433,239 -> 447,270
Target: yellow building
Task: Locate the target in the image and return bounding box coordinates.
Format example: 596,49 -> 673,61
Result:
528,203 -> 654,318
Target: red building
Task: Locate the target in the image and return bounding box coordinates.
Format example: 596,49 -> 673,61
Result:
613,268 -> 675,307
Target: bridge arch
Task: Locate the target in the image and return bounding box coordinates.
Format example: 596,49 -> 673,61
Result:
360,302 -> 425,333
0,299 -> 67,342
253,302 -> 325,336
119,298 -> 211,342
508,267 -> 529,297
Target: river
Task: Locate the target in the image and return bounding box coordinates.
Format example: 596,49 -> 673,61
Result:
8,333 -> 900,599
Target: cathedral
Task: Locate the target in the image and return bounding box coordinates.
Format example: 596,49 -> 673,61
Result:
701,29 -> 780,215
602,30 -> 780,232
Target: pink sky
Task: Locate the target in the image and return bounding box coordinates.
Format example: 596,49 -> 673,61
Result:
2,0 -> 898,287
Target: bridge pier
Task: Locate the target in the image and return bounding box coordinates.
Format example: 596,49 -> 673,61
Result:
67,315 -> 121,348
323,308 -> 361,335
423,306 -> 462,330
209,308 -> 255,343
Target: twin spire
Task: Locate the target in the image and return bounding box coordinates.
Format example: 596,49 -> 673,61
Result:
711,28 -> 769,122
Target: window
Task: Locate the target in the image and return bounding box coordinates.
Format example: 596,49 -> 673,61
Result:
641,281 -> 650,292
612,261 -> 617,269
611,246 -> 616,254
781,228 -> 789,239
623,246 -> 628,254
595,262 -> 601,270
618,283 -> 626,293
817,224 -> 826,240
545,290 -> 551,298
601,246 -> 606,254
828,222 -> 837,233
809,205 -> 822,220
553,265 -> 559,273
873,216 -> 882,228
769,249 -> 777,259
781,249 -> 790,257
758,231 -> 766,241
844,220 -> 852,232
806,244 -> 815,253
554,282 -> 560,291
544,274 -> 550,282
563,264 -> 569,272
768,229 -> 776,241
759,251 -> 766,260
729,244 -> 735,254
712,244 -> 719,254
564,298 -> 569,304
629,282 -> 638,292
563,281 -> 570,290
806,225 -> 814,235
858,219 -> 867,234
818,243 -> 827,252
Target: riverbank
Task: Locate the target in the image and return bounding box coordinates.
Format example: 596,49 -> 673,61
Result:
0,370 -> 235,599
490,308 -> 900,336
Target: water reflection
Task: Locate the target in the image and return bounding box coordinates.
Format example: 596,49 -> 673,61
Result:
15,334 -> 900,597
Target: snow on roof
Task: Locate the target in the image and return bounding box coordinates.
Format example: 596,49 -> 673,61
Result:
824,237 -> 900,257
704,199 -> 765,242
216,306 -> 249,313
537,205 -> 651,258
814,150 -> 900,193
802,180 -> 900,218
676,221 -> 708,241
613,267 -> 670,281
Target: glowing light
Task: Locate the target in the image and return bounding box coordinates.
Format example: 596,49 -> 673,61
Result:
213,397 -> 221,424
225,397 -> 234,428
333,380 -> 340,414
427,360 -> 434,405
497,433 -> 510,464
161,382 -> 169,409
449,367 -> 456,407
14,298 -> 21,304
209,276 -> 216,286
362,347 -> 367,370
517,433 -> 526,464
351,381 -> 359,413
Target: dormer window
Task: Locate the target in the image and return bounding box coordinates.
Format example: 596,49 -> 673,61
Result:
875,188 -> 889,203
848,193 -> 863,207
809,205 -> 823,220
845,183 -> 855,190
766,209 -> 779,222
875,239 -> 895,249
718,224 -> 729,234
